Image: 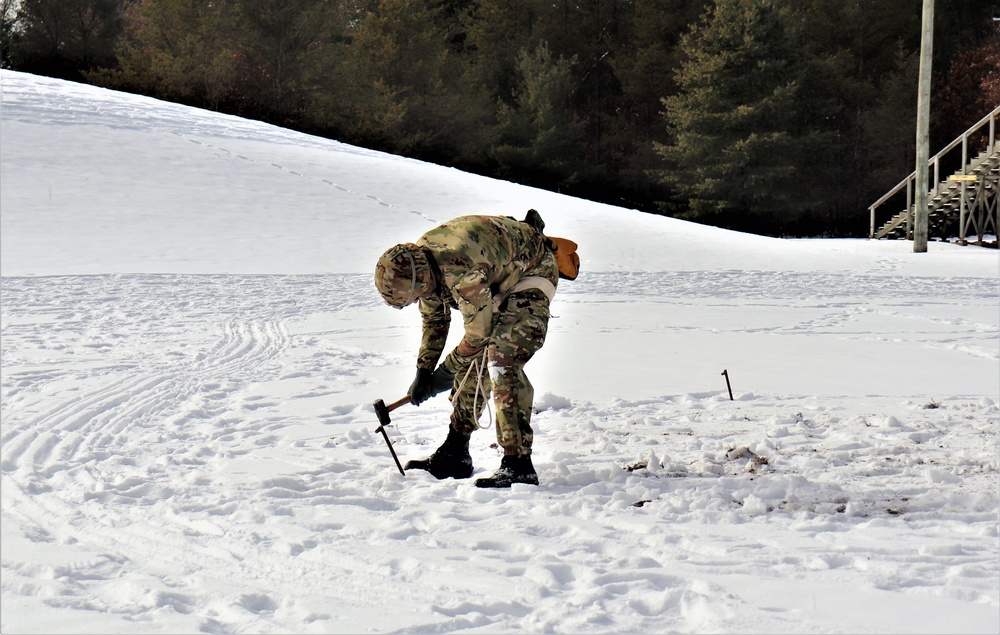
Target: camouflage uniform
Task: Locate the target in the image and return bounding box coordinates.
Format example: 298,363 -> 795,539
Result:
413,215 -> 558,457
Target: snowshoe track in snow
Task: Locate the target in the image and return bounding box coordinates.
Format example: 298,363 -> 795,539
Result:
0,273 -> 453,631
2,271 -> 998,633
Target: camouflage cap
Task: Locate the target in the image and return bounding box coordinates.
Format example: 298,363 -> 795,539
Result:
374,243 -> 433,308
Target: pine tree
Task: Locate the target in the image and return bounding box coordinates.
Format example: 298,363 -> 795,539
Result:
94,0 -> 241,110
9,0 -> 124,80
792,0 -> 922,231
333,0 -> 487,161
656,0 -> 834,230
490,41 -> 585,187
610,0 -> 708,199
225,0 -> 346,124
1,0 -> 18,68
462,0 -> 552,106
860,48 -> 919,198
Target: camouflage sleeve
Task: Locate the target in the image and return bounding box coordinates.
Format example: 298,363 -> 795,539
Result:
417,294 -> 450,370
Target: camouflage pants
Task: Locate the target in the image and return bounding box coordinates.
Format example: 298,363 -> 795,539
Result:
449,287 -> 552,457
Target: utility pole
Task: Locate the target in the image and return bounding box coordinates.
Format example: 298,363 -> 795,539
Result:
913,0 -> 934,253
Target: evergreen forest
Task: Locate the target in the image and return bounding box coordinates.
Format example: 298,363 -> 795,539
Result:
4,0 -> 999,236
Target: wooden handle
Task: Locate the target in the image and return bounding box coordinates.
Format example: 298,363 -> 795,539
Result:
386,395 -> 411,412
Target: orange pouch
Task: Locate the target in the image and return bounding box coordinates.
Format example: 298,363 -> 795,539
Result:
548,236 -> 580,281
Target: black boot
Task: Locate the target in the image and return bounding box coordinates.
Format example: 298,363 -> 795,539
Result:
405,427 -> 473,479
475,455 -> 538,488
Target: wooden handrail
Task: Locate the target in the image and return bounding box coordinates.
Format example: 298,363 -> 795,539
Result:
869,104 -> 1000,238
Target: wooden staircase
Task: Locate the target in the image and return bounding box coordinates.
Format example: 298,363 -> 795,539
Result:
869,105 -> 999,247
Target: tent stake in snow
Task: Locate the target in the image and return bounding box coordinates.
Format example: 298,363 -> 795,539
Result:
373,396 -> 410,476
721,369 -> 734,401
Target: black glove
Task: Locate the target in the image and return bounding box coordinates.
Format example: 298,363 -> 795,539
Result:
429,364 -> 455,396
408,368 -> 434,406
408,366 -> 455,406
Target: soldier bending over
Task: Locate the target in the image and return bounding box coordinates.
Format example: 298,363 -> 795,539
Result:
373,213 -> 559,488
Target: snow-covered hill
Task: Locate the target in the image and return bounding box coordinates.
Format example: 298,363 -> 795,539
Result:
2,70 -> 998,634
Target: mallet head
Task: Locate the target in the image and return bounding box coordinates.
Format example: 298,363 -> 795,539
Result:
373,398 -> 391,428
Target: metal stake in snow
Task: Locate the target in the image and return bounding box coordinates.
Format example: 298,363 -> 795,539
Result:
721,369 -> 734,401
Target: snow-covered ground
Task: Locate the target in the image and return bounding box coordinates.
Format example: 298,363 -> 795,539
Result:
1,70 -> 998,634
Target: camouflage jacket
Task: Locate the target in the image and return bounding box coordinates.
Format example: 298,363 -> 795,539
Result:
415,215 -> 556,370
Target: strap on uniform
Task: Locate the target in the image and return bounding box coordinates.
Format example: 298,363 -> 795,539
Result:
402,248 -> 418,306
506,276 -> 556,304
